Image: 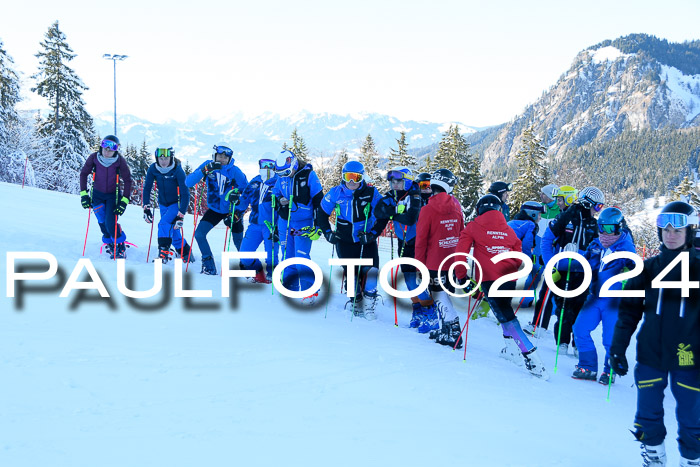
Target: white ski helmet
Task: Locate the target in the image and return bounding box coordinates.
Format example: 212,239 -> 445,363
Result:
579,186 -> 605,211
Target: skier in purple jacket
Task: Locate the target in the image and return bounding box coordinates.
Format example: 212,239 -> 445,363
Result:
79,135 -> 132,259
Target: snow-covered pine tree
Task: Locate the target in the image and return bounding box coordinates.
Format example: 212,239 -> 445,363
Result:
671,175 -> 700,205
331,148 -> 349,188
388,131 -> 409,171
435,125 -> 482,219
419,153 -> 434,175
0,38 -> 36,186
30,21 -> 95,193
290,128 -> 310,162
509,126 -> 549,213
360,134 -> 383,191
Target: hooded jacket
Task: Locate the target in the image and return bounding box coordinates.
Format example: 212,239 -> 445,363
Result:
415,192 -> 464,271
611,246 -> 700,371
143,158 -> 189,213
455,209 -> 522,282
80,151 -> 133,198
237,174 -> 278,226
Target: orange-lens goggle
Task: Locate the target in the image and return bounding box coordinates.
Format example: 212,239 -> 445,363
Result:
343,172 -> 363,183
419,181 -> 431,190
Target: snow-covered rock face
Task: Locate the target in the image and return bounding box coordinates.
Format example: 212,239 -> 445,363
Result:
481,45 -> 700,170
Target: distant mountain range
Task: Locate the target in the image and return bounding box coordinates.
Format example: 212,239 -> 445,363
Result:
94,111 -> 477,169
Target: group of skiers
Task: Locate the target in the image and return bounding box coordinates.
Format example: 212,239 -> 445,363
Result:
79,135 -> 699,466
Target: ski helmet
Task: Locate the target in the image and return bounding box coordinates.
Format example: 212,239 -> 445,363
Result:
540,183 -> 559,201
656,201 -> 699,247
488,181 -> 513,196
259,152 -> 276,181
274,149 -> 299,177
476,194 -> 503,215
341,160 -> 365,184
557,185 -> 578,207
416,172 -> 431,191
386,166 -> 414,191
431,168 -> 456,194
579,186 -> 605,212
101,135 -> 120,152
212,143 -> 233,163
154,145 -> 174,163
597,207 -> 624,235
520,201 -> 545,222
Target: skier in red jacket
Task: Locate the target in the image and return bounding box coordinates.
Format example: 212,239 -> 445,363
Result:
415,169 -> 465,347
456,194 -> 549,379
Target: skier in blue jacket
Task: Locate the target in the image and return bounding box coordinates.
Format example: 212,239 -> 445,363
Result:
237,157 -> 279,284
374,167 -> 433,327
142,145 -> 193,263
571,207 -> 636,384
185,143 -> 248,275
508,201 -> 545,308
271,150 -> 324,300
315,160 -> 385,317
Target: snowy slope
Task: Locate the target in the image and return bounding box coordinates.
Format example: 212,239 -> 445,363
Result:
0,182 -> 682,467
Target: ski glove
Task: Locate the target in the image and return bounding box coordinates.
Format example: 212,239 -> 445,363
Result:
264,221 -> 280,242
114,196 -> 129,216
202,161 -> 222,176
551,269 -> 562,283
396,204 -> 406,215
324,230 -> 340,245
225,188 -> 241,204
172,213 -> 185,229
223,212 -> 241,228
609,350 -> 628,376
80,190 -> 92,209
143,205 -> 154,223
359,230 -> 377,245
300,226 -> 323,241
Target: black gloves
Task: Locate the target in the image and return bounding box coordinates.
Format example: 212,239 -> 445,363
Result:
143,205 -> 154,223
202,161 -> 222,176
223,212 -> 241,228
114,196 -> 129,216
226,188 -> 241,204
324,230 -> 340,244
609,350 -> 628,376
80,190 -> 91,209
359,230 -> 376,245
172,213 -> 185,229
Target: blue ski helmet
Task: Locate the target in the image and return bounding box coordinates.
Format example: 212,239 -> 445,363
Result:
342,160 -> 365,185
386,166 -> 414,191
597,207 -> 624,235
275,150 -> 299,177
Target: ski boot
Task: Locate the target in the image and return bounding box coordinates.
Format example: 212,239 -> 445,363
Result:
500,336 -> 524,367
435,317 -> 463,349
571,366 -> 597,381
558,343 -> 569,355
103,242 -> 114,257
523,348 -> 549,380
301,291 -> 318,306
598,372 -> 615,385
111,243 -> 126,259
640,442 -> 666,466
201,255 -> 217,275
176,242 -> 196,263
252,267 -> 271,284
409,302 -> 424,328
471,299 -> 490,320
345,295 -> 364,318
362,290 -> 381,321
417,305 -> 439,334
157,247 -> 172,264
680,455 -> 700,466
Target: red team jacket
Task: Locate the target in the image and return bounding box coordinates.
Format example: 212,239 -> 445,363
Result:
415,192 -> 464,271
455,210 -> 522,282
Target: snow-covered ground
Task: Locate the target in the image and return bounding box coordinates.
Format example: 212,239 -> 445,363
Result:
0,182 -> 682,466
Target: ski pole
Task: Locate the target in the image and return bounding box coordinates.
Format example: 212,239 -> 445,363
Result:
513,265 -> 540,315
324,204 -> 340,319
281,193 -> 293,283
146,180 -> 157,263
271,193 -> 276,295
114,172 -> 120,261
186,181 -> 204,272
554,258 -> 573,373
82,173 -> 95,256
177,186 -> 185,259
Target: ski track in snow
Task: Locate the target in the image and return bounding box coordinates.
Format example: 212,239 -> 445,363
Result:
0,182 -> 683,466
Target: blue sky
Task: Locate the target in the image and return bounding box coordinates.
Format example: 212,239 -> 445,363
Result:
2,0 -> 699,126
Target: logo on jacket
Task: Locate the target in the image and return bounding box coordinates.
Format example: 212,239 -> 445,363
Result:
678,344 -> 694,366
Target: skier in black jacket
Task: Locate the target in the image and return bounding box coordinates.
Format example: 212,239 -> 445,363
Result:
609,200 -> 700,466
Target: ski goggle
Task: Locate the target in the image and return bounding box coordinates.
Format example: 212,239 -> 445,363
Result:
343,172 -> 363,183
155,148 -> 173,158
213,146 -> 233,157
598,224 -> 620,235
101,139 -> 119,151
656,212 -> 699,229
580,196 -> 604,212
387,170 -> 413,181
418,180 -> 431,190
259,159 -> 275,169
